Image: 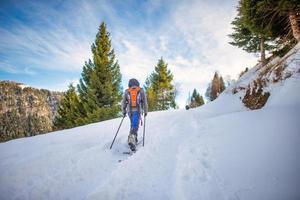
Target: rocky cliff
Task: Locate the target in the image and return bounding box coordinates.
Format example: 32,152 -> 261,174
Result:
0,81 -> 63,142
231,43 -> 300,110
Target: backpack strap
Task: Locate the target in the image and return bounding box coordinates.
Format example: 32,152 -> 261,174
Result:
128,87 -> 141,115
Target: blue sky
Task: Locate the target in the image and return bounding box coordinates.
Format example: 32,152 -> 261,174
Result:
0,0 -> 257,108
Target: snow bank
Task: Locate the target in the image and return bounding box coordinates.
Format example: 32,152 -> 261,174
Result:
266,76 -> 300,108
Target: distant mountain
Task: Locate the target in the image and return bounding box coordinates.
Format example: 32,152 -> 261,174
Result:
0,81 -> 63,142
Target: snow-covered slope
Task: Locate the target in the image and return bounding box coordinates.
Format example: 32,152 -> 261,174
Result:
1,49 -> 300,200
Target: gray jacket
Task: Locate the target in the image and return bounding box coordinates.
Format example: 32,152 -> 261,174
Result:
122,87 -> 148,116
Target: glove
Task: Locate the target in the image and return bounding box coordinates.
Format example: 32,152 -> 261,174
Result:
144,112 -> 147,117
123,112 -> 126,117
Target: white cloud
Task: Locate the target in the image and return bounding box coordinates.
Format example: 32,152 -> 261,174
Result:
0,61 -> 37,75
0,0 -> 106,73
117,39 -> 157,86
0,22 -> 92,72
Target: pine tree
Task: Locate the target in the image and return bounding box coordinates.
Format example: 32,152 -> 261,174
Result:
146,58 -> 177,111
240,0 -> 299,43
210,72 -> 220,101
54,84 -> 80,129
229,14 -> 275,66
144,77 -> 157,112
77,22 -> 122,124
78,59 -> 94,105
76,60 -> 93,125
205,72 -> 226,101
220,76 -> 225,92
189,89 -> 205,108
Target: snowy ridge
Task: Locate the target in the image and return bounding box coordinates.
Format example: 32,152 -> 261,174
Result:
0,46 -> 300,199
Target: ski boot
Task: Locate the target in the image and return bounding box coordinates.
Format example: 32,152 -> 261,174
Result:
128,133 -> 137,152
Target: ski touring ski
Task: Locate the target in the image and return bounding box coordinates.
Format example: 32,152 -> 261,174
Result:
123,140 -> 142,154
118,141 -> 142,162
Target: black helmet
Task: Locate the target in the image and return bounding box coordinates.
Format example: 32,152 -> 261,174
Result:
128,78 -> 140,88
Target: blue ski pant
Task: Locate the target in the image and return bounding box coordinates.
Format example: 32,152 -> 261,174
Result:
130,111 -> 140,136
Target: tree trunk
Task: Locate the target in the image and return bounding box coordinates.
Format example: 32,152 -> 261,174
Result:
288,8 -> 300,42
260,37 -> 266,66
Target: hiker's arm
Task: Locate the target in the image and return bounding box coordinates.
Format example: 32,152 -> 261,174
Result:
121,90 -> 128,116
141,89 -> 148,115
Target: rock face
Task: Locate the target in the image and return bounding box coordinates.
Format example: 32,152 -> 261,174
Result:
231,43 -> 300,110
242,79 -> 270,110
0,81 -> 63,142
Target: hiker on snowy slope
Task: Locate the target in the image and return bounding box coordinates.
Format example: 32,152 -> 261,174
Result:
122,78 -> 148,151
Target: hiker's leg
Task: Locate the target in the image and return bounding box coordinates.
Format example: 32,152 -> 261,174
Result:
128,112 -> 139,147
130,111 -> 139,135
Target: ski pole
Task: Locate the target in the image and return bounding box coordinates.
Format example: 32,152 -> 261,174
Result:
110,116 -> 125,149
143,115 -> 146,147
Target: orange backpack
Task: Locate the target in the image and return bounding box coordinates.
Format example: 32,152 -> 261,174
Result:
128,87 -> 141,107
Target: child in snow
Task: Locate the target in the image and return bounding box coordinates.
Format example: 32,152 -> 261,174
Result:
121,78 -> 148,151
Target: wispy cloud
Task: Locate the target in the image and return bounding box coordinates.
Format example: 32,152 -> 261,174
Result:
0,60 -> 37,75
0,0 -> 102,73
